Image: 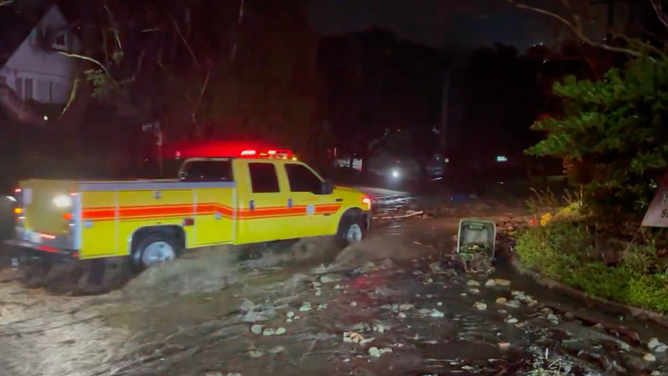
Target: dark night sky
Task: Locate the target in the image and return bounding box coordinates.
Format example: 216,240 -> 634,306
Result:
309,0 -> 617,51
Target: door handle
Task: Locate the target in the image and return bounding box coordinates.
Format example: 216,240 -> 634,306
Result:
287,198 -> 293,208
249,200 -> 255,210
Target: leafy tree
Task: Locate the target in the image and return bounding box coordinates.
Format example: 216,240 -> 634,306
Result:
526,49 -> 668,222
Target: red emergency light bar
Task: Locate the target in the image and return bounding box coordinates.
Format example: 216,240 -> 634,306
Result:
165,140 -> 294,159
239,149 -> 294,158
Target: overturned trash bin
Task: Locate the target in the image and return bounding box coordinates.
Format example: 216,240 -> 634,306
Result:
456,218 -> 496,260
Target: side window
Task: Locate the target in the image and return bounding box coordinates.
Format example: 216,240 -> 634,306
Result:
181,160 -> 232,182
249,163 -> 280,193
285,164 -> 323,193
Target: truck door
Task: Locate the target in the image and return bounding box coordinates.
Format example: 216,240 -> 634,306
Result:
234,159 -> 292,243
180,159 -> 235,247
282,162 -> 339,237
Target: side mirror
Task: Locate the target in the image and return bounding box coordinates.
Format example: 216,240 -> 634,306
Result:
179,172 -> 187,180
322,179 -> 334,195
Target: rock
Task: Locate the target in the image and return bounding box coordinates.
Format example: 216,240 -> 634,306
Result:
467,280 -> 480,287
317,303 -> 327,310
320,275 -> 339,283
299,303 -> 312,312
368,347 -> 381,357
350,301 -> 358,307
474,302 -> 487,311
312,281 -> 322,288
204,372 -> 223,376
495,297 -> 507,305
506,318 -> 518,324
468,288 -> 480,294
269,345 -> 286,354
505,300 -> 521,309
649,337 -> 663,350
263,328 -> 275,336
286,311 -> 295,318
484,279 -> 497,287
275,327 -> 287,335
644,353 -> 657,362
655,344 -> 668,353
240,299 -> 256,312
563,312 -> 575,321
498,342 -> 511,350
398,312 -> 407,318
430,309 -> 445,318
547,314 -> 559,322
248,350 -> 263,358
251,324 -> 263,334
494,278 -> 511,287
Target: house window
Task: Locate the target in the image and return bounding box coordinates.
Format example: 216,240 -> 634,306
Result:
15,77 -> 23,98
25,78 -> 33,100
53,34 -> 66,48
37,80 -> 51,102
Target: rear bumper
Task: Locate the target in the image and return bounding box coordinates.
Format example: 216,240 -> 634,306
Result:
5,239 -> 78,266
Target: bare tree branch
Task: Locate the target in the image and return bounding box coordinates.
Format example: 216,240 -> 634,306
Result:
650,0 -> 668,30
57,51 -> 109,73
169,13 -> 200,68
507,0 -> 643,57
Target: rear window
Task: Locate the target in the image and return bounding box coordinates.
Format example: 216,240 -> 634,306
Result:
180,160 -> 232,182
248,163 -> 280,193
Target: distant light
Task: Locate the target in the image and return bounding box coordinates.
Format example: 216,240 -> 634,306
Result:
496,156 -> 508,162
43,115 -> 48,121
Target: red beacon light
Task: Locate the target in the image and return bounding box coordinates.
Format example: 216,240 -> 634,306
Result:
240,150 -> 257,156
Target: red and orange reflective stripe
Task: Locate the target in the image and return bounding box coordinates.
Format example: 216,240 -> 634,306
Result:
81,203 -> 342,221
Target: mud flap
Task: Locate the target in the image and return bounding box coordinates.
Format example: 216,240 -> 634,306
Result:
76,257 -> 131,294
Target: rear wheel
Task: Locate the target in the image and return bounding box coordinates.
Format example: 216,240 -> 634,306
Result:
337,212 -> 366,248
132,233 -> 180,269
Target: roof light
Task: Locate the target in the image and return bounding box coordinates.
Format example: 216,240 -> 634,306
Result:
240,150 -> 256,156
267,150 -> 277,155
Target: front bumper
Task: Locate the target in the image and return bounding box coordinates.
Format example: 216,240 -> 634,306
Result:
5,239 -> 78,267
364,211 -> 371,230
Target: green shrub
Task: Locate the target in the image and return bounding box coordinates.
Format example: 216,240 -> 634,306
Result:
515,217 -> 668,313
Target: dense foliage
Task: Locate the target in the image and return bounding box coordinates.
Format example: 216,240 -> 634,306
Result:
525,50 -> 668,221
515,217 -> 668,313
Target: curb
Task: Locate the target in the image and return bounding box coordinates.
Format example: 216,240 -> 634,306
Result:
509,255 -> 668,328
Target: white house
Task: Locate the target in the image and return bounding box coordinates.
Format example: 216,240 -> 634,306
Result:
0,3 -> 81,123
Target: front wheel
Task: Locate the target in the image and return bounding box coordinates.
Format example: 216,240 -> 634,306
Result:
337,214 -> 366,248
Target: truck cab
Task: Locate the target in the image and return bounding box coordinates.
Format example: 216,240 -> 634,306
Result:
8,143 -> 372,271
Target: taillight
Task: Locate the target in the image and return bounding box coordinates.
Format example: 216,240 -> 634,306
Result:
362,197 -> 372,210
13,207 -> 22,215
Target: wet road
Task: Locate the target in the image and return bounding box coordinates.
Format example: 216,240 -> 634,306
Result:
0,197 -> 667,375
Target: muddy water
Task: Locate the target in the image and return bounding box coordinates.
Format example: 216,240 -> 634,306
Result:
0,196 -> 667,375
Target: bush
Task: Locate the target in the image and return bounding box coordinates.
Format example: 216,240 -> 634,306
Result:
526,51 -> 668,224
515,216 -> 668,313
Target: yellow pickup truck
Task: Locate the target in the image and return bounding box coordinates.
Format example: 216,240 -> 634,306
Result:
7,148 -> 372,274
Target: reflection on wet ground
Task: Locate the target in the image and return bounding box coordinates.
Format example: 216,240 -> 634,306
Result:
0,196 -> 667,375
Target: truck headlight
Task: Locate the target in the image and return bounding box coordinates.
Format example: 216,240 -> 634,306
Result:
53,195 -> 72,208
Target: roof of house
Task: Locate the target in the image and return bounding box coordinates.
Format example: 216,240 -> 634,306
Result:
0,1 -> 53,67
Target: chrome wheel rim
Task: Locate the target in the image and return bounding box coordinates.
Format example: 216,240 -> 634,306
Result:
346,224 -> 363,244
142,241 -> 175,267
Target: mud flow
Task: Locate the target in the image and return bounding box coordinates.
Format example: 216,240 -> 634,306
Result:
0,196 -> 667,376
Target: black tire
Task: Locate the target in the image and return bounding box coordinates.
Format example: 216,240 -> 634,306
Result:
131,232 -> 181,270
336,212 -> 366,248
